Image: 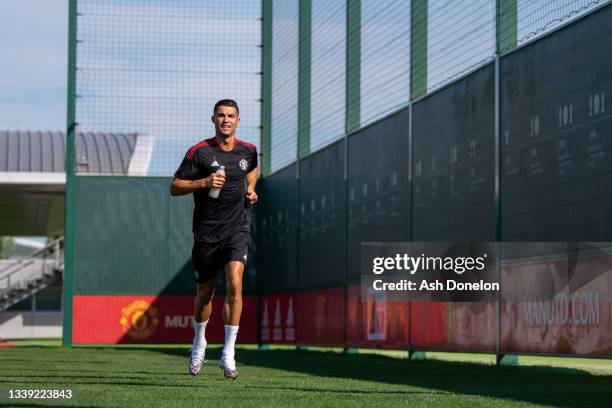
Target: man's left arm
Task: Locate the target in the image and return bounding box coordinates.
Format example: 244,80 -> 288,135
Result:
245,166 -> 259,204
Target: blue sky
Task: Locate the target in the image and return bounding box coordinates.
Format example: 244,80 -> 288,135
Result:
73,0 -> 262,175
0,0 -> 262,176
0,0 -> 67,131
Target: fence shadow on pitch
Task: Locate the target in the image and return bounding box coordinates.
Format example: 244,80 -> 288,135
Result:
121,347 -> 610,407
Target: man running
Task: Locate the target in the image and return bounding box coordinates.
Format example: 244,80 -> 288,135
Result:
170,99 -> 258,379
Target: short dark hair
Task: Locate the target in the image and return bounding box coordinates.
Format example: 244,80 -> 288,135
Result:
213,99 -> 239,115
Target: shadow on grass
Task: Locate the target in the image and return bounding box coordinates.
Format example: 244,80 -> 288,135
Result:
116,346 -> 611,407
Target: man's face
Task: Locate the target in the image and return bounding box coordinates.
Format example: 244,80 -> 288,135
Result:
212,105 -> 240,138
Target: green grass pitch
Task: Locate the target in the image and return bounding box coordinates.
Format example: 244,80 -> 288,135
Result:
0,340 -> 611,407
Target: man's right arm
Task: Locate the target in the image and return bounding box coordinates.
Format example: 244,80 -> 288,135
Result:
169,177 -> 207,196
170,172 -> 226,196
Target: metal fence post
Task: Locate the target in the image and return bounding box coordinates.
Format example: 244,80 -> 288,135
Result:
63,0 -> 78,348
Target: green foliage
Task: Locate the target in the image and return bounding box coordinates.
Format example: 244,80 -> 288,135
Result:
0,236 -> 15,259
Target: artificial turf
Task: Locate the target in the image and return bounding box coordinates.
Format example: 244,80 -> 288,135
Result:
0,341 -> 610,407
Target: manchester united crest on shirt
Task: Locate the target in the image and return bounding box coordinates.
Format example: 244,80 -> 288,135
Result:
239,159 -> 248,171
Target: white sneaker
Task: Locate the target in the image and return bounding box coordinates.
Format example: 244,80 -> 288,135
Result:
188,347 -> 205,376
220,360 -> 238,379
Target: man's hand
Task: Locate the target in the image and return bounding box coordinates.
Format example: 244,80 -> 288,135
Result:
246,189 -> 258,204
204,172 -> 225,188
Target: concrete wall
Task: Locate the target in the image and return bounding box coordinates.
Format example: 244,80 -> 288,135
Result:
0,311 -> 62,339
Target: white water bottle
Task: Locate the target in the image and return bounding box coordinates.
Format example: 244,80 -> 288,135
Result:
208,165 -> 225,198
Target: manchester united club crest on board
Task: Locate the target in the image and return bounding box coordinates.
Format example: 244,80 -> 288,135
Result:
119,299 -> 159,340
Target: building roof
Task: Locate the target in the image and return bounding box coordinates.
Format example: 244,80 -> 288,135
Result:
0,130 -> 151,175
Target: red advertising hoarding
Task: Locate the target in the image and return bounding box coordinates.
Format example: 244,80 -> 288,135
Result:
296,287 -> 345,346
73,295 -> 257,344
411,302 -> 496,352
346,285 -> 409,349
502,254 -> 612,356
259,293 -> 296,344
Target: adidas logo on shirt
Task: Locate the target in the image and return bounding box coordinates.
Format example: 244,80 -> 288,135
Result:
211,160 -> 220,167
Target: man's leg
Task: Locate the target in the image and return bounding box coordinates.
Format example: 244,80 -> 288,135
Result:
220,261 -> 244,376
223,261 -> 244,325
195,280 -> 216,323
190,279 -> 215,375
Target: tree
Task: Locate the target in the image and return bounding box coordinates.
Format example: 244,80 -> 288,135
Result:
0,237 -> 15,259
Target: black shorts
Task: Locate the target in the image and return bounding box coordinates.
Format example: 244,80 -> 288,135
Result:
191,230 -> 249,283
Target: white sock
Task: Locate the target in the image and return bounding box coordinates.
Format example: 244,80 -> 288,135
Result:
192,320 -> 208,354
221,325 -> 239,368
